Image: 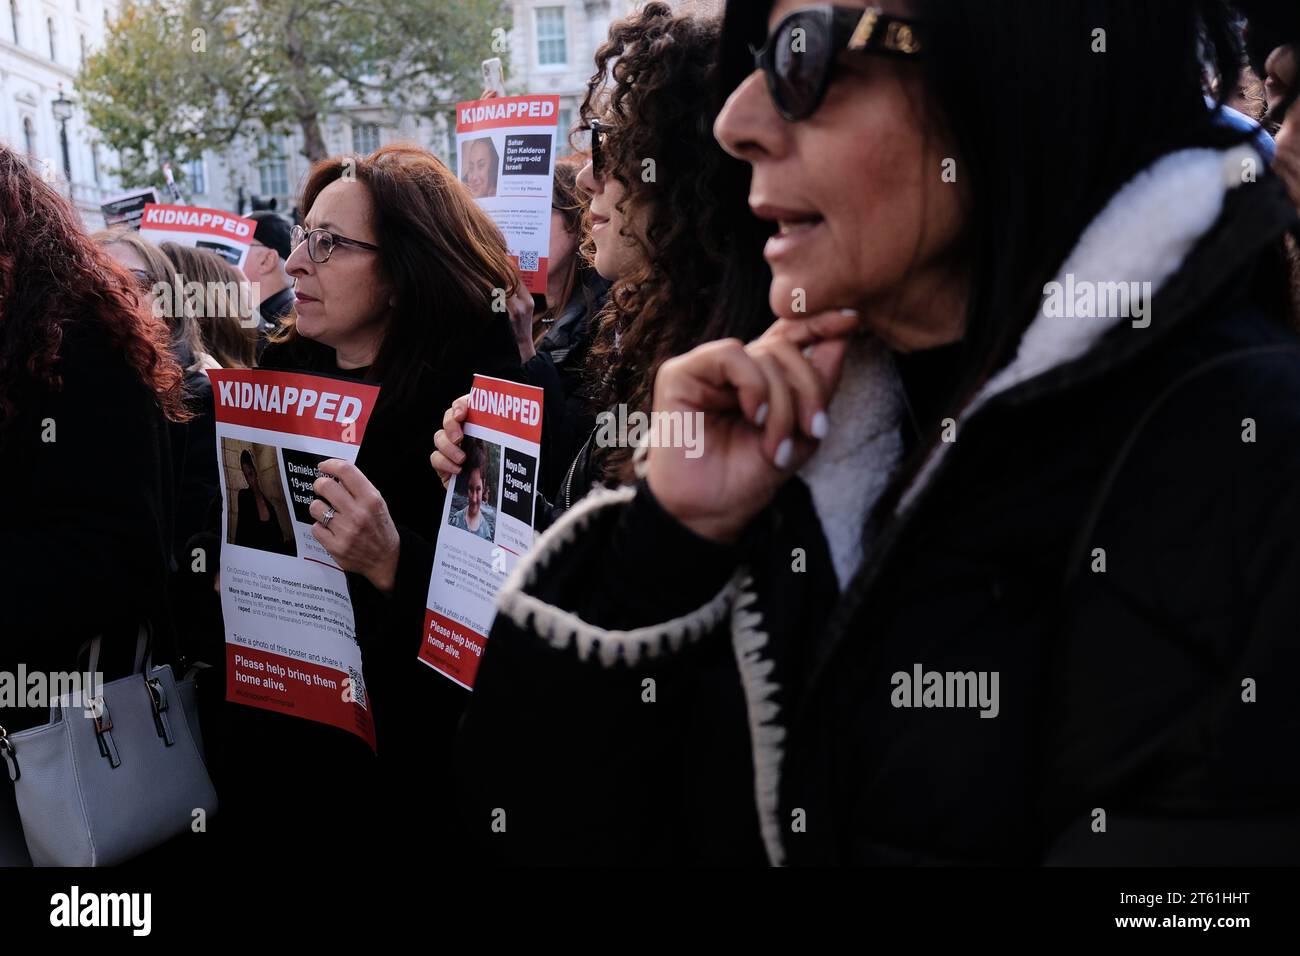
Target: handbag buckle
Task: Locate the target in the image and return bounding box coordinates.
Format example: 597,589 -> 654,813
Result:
88,696 -> 112,735
147,678 -> 168,714
87,696 -> 121,767
147,678 -> 175,746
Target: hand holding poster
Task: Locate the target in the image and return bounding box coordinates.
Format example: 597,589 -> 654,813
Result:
139,203 -> 256,267
210,368 -> 381,750
420,375 -> 544,689
456,94 -> 560,294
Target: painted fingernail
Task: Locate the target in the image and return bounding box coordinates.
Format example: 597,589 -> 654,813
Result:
811,411 -> 829,439
774,438 -> 793,469
802,344 -> 816,358
755,402 -> 769,426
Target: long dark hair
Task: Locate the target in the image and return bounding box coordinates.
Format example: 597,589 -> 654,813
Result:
271,144 -> 519,411
580,1 -> 774,481
721,0 -> 1293,503
0,146 -> 187,433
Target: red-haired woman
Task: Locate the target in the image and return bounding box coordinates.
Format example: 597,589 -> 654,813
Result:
0,145 -> 186,739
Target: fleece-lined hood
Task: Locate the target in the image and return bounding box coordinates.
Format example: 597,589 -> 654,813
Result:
899,145 -> 1268,513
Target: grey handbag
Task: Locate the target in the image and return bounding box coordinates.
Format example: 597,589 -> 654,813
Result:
0,625 -> 217,866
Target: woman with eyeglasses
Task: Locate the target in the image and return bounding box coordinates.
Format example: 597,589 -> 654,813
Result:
458,0 -> 1300,865
211,144 -> 523,857
433,3 -> 773,525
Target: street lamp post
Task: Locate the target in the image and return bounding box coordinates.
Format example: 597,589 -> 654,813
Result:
51,86 -> 74,201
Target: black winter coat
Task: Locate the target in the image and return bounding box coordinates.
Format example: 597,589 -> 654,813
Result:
1,320 -> 175,734
457,157 -> 1300,864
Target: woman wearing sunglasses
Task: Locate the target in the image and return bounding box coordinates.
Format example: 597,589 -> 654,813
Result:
214,144 -> 523,858
459,0 -> 1300,865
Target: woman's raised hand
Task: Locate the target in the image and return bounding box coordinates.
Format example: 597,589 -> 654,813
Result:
644,310 -> 859,544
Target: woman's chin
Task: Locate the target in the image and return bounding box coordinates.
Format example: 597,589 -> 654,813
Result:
768,275 -> 826,319
295,314 -> 325,343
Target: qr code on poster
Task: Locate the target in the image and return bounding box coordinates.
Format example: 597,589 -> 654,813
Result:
518,250 -> 539,272
348,666 -> 368,711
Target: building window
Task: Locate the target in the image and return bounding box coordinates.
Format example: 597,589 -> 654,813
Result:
351,122 -> 380,156
9,0 -> 19,47
22,117 -> 36,159
257,133 -> 289,198
91,144 -> 100,186
535,6 -> 567,66
186,157 -> 205,195
556,107 -> 573,151
79,33 -> 86,66
46,15 -> 55,61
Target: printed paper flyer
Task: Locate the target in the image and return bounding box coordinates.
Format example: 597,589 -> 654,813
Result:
100,187 -> 161,229
419,375 -> 544,689
210,368 -> 381,750
139,203 -> 256,267
456,94 -> 560,294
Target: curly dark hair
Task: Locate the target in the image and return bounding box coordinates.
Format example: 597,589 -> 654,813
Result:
0,145 -> 187,433
575,1 -> 774,481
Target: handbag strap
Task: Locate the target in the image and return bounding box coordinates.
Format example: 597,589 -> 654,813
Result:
86,624 -> 153,681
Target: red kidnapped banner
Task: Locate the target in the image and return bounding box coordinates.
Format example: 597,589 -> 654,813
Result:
140,203 -> 256,240
465,374 -> 544,444
456,94 -> 561,133
209,369 -> 379,444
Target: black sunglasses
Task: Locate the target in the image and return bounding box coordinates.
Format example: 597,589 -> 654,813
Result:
290,224 -> 380,264
750,5 -> 923,121
584,120 -> 614,180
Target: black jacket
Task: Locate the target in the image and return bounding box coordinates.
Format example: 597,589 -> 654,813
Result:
210,313 -> 521,855
457,160 -> 1300,864
1,320 -> 175,734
